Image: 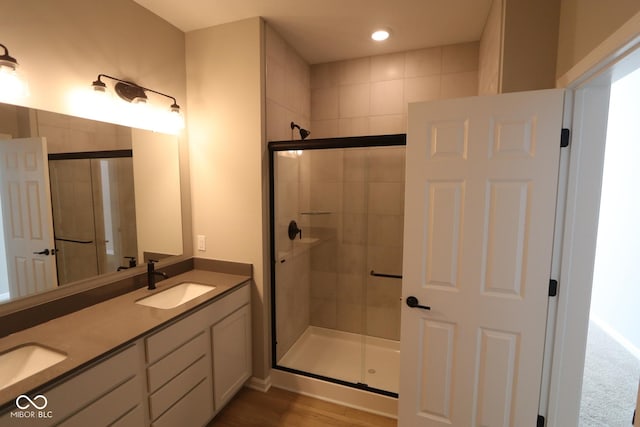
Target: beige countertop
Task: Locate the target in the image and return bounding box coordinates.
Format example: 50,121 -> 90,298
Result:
0,269 -> 250,408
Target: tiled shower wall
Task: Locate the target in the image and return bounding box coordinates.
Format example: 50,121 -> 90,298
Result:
310,42 -> 479,137
265,24 -> 313,361
304,146 -> 405,341
268,31 -> 480,349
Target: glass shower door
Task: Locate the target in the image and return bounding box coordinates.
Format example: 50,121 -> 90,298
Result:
270,137 -> 405,396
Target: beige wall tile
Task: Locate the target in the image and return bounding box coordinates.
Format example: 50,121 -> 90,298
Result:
368,146 -> 405,182
442,42 -> 480,74
338,117 -> 369,137
404,75 -> 441,111
266,56 -> 287,106
337,302 -> 364,334
310,298 -> 337,329
368,214 -> 404,248
370,80 -> 404,116
338,243 -> 367,275
311,62 -> 340,89
343,150 -> 367,182
309,149 -> 344,182
405,47 -> 442,78
343,182 -> 366,213
368,115 -> 405,135
310,119 -> 339,138
366,306 -> 400,340
343,213 -> 367,245
368,182 -> 404,215
370,52 -> 405,82
339,57 -> 371,85
339,83 -> 370,118
311,87 -> 339,120
441,71 -> 479,99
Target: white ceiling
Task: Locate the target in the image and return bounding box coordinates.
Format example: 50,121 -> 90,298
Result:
133,0 -> 493,64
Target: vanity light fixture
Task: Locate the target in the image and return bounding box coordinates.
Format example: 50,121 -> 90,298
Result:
0,43 -> 28,101
371,29 -> 391,42
91,73 -> 184,129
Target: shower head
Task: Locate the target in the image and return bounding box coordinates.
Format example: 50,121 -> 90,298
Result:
290,122 -> 310,140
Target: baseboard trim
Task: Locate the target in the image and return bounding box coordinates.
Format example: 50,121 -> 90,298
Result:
271,369 -> 398,419
246,375 -> 272,392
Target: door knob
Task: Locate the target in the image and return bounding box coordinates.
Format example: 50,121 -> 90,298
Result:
406,296 -> 430,310
33,249 -> 50,256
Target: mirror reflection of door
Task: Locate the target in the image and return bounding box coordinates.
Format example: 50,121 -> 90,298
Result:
48,154 -> 138,286
0,137 -> 57,301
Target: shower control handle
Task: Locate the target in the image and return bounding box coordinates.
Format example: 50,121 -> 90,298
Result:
288,220 -> 302,240
406,296 -> 430,310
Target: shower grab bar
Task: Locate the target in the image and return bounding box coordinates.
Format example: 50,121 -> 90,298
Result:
370,270 -> 402,279
55,237 -> 94,244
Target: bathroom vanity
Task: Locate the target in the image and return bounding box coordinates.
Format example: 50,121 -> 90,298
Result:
0,268 -> 251,426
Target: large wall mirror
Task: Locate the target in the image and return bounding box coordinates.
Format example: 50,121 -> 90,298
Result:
0,102 -> 184,306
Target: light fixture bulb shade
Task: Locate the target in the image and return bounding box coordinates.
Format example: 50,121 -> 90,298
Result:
0,65 -> 28,102
92,79 -> 107,92
0,44 -> 18,70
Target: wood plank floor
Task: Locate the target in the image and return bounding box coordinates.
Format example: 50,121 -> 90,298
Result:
207,387 -> 397,427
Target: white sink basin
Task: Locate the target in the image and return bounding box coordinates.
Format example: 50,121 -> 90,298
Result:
0,344 -> 67,391
136,282 -> 216,309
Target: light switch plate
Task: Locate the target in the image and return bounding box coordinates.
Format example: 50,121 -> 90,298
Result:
197,235 -> 206,251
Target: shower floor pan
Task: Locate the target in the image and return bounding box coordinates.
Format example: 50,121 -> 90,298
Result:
278,326 -> 400,394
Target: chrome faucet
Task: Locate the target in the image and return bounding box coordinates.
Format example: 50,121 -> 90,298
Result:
147,259 -> 168,290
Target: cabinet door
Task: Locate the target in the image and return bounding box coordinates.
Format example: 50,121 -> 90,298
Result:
212,304 -> 252,410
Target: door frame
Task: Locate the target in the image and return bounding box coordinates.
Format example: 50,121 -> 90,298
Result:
546,11 -> 640,426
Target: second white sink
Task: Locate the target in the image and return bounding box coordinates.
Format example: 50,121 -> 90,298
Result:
136,282 -> 216,309
0,344 -> 67,391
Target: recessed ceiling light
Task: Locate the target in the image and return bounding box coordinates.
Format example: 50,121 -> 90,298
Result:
371,29 -> 390,42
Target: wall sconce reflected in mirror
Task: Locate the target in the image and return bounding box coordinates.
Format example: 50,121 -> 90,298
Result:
90,74 -> 184,132
0,43 -> 28,102
291,121 -> 310,140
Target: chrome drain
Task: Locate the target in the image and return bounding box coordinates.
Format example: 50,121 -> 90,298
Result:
368,368 -> 376,374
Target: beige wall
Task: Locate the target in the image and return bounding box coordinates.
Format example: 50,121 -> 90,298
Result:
185,18 -> 268,379
265,25 -> 311,141
0,0 -> 186,130
501,0 -> 560,92
556,0 -> 640,79
0,0 -> 192,260
310,42 -> 480,138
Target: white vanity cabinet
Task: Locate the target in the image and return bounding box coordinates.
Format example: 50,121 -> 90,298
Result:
0,344 -> 145,427
0,281 -> 251,427
144,282 -> 251,425
212,303 -> 252,410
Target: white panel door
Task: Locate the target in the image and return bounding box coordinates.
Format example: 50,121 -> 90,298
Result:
0,137 -> 57,298
400,89 -> 564,426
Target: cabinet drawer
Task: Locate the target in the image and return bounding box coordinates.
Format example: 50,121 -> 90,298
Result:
147,331 -> 207,393
59,375 -> 142,427
149,355 -> 211,421
151,378 -> 213,427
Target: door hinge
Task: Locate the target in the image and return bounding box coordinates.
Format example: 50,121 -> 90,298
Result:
537,415 -> 545,427
560,128 -> 570,147
549,279 -> 558,297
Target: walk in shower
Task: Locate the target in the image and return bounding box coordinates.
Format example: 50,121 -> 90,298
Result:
269,134 -> 405,396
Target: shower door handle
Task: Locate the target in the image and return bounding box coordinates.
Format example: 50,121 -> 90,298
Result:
406,296 -> 430,310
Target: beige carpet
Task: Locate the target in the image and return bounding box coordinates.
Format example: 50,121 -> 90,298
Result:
579,321 -> 640,427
